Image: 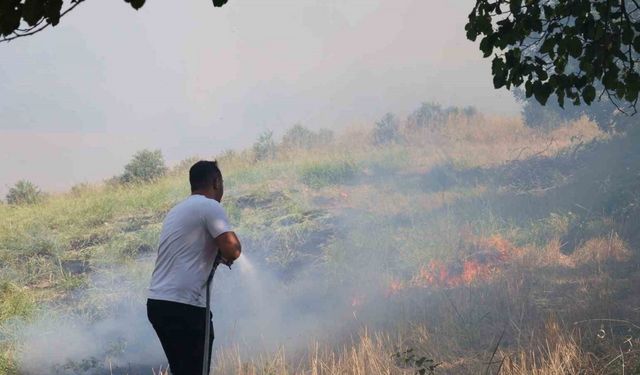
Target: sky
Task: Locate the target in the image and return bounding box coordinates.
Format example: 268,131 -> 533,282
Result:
0,0 -> 520,196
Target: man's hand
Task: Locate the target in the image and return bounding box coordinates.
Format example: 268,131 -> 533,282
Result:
214,231 -> 242,266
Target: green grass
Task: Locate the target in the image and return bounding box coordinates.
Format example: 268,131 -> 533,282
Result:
299,159 -> 359,188
0,282 -> 36,325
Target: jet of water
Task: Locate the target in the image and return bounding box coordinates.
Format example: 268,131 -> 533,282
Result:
236,254 -> 256,276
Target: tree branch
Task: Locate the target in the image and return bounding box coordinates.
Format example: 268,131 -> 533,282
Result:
0,0 -> 87,44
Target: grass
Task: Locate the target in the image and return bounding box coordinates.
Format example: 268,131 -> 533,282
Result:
299,159 -> 359,188
1,110 -> 639,374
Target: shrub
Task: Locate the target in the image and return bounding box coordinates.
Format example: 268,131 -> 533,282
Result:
514,88 -> 616,132
407,102 -> 446,129
373,113 -> 401,145
281,124 -> 334,150
5,180 -> 44,205
407,102 -> 478,129
120,149 -> 167,183
172,156 -> 200,174
253,131 -> 277,161
300,160 -> 358,188
70,183 -> 90,197
315,129 -> 334,145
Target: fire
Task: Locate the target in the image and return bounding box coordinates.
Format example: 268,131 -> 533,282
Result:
385,279 -> 405,297
388,234 -> 521,292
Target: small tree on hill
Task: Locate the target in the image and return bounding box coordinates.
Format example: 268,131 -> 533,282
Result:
252,131 -> 277,161
514,88 -> 629,133
373,113 -> 401,145
120,149 -> 167,184
6,180 -> 44,205
407,102 -> 479,130
281,124 -> 335,150
282,124 -> 316,150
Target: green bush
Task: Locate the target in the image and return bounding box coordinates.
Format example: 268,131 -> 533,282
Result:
406,102 -> 477,129
120,149 -> 167,183
5,180 -> 44,205
299,160 -> 358,188
253,131 -> 277,161
281,124 -> 334,150
373,113 -> 401,145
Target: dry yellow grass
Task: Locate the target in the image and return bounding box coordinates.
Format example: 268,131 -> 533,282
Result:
499,320 -> 596,375
208,319 -> 611,375
213,331 -> 408,375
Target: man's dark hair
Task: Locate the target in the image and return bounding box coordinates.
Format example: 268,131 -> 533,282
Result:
189,160 -> 222,192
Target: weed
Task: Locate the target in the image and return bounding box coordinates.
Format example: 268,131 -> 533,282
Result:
299,159 -> 358,188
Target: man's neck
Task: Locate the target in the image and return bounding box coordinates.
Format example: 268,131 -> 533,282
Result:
191,190 -> 220,202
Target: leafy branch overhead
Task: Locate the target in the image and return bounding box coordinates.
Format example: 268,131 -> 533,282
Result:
466,0 -> 640,113
0,0 -> 229,43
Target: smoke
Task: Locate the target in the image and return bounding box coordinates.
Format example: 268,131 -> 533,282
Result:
11,233 -> 391,374
11,264 -> 165,374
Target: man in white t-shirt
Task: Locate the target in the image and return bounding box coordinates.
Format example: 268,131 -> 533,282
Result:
147,160 -> 241,375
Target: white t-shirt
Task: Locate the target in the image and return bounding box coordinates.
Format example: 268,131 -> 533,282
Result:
148,194 -> 232,307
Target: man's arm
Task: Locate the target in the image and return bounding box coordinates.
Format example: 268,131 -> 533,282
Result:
203,200 -> 241,265
214,231 -> 242,265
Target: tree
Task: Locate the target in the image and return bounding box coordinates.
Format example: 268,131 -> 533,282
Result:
466,0 -> 640,113
281,124 -> 334,150
406,102 -> 478,130
0,0 -> 229,43
120,149 -> 167,183
6,180 -> 44,205
252,130 -> 276,161
514,88 -> 623,132
373,113 -> 401,145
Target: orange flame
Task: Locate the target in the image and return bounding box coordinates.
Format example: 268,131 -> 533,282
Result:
385,234 -> 522,292
385,279 -> 405,297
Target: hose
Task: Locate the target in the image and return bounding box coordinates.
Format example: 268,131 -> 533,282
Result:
202,253 -> 222,375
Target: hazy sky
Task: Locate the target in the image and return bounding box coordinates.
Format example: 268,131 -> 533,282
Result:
0,0 -> 519,196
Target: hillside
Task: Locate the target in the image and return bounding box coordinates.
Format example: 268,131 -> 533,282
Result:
2,109 -> 640,374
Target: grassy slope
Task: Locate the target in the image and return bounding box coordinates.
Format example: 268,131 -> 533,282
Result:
2,113 -> 639,374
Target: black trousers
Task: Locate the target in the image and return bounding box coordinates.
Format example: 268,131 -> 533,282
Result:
147,299 -> 214,375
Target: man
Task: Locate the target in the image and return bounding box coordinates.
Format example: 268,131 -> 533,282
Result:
147,160 -> 241,375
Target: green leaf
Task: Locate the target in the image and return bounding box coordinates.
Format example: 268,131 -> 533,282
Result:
44,0 -> 64,26
525,80 -> 534,97
557,89 -> 565,108
633,36 -> 640,53
509,0 -> 521,14
582,84 -> 596,104
602,69 -> 619,90
540,38 -> 555,54
533,83 -> 552,105
567,36 -> 582,58
579,58 -> 594,75
22,0 -> 44,26
125,0 -> 146,10
480,34 -> 496,57
493,73 -> 506,89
